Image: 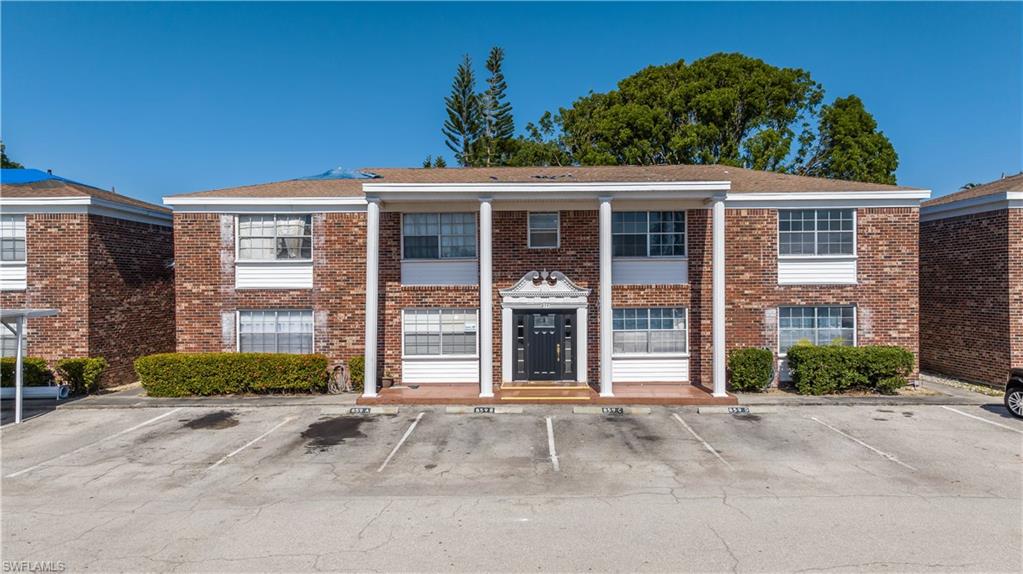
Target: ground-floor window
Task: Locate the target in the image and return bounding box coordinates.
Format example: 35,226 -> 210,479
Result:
403,309 -> 478,357
778,306 -> 855,354
612,308 -> 687,355
238,310 -> 314,354
0,324 -> 26,358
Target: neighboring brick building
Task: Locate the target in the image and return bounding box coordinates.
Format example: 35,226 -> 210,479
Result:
0,169 -> 175,386
165,165 -> 929,403
920,173 -> 1023,386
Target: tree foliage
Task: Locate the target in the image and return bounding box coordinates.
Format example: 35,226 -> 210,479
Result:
1,142 -> 23,168
795,95 -> 898,185
442,54 -> 482,167
479,47 -> 515,166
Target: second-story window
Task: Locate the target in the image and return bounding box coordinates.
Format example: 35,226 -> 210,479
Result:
528,212 -> 559,248
779,209 -> 855,256
403,213 -> 476,259
0,215 -> 26,262
238,215 -> 312,261
612,211 -> 685,257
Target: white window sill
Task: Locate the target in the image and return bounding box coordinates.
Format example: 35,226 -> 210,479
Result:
777,255 -> 857,260
400,258 -> 478,262
402,355 -> 479,361
612,353 -> 690,359
612,256 -> 687,261
236,259 -> 313,264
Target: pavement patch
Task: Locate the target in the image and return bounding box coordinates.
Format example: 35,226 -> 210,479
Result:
301,416 -> 371,451
182,410 -> 238,430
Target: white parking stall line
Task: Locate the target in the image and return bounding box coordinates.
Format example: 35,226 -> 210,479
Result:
810,416 -> 917,471
545,416 -> 560,472
940,406 -> 1023,435
208,416 -> 296,470
671,413 -> 732,469
5,408 -> 184,478
377,412 -> 425,473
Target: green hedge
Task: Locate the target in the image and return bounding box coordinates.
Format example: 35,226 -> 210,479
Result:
348,356 -> 365,392
787,345 -> 914,395
135,353 -> 329,397
728,348 -> 774,392
0,357 -> 54,387
56,357 -> 108,395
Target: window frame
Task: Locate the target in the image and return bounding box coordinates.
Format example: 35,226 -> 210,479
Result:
235,309 -> 315,354
400,213 -> 478,261
611,211 -> 687,259
611,307 -> 689,357
777,209 -> 857,259
400,308 -> 480,359
777,305 -> 858,356
527,212 -> 560,249
235,214 -> 314,263
0,214 -> 27,264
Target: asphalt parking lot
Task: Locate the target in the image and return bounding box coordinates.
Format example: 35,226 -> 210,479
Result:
2,403 -> 1021,572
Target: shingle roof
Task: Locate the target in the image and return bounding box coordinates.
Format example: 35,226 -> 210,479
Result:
923,172 -> 1023,207
2,177 -> 170,214
169,165 -> 920,199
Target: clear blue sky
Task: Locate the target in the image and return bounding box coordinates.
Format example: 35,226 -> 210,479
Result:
2,2 -> 1020,204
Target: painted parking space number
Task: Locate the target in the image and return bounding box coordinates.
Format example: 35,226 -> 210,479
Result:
474,406 -> 495,414
349,407 -> 371,414
728,406 -> 751,415
602,407 -> 625,416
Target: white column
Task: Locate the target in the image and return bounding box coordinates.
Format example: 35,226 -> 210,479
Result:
479,198 -> 494,398
712,197 -> 727,397
362,199 -> 380,398
599,197 -> 614,397
14,317 -> 24,424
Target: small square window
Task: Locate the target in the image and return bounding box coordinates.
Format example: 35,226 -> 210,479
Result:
528,212 -> 559,249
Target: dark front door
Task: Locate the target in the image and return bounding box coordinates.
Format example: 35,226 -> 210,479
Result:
512,310 -> 577,381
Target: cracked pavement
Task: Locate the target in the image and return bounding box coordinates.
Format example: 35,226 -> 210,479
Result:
2,403 -> 1021,572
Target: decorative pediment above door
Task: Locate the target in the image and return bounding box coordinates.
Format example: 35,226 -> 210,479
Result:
499,270 -> 591,309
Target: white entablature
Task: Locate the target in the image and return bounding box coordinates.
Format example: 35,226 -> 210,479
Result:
499,271 -> 591,310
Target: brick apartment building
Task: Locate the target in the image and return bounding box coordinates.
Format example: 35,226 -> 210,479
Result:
920,173 -> 1022,387
164,165 -> 929,403
0,169 -> 175,386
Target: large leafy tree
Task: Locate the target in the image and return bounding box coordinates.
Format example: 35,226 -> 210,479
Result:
794,95 -> 898,184
521,53 -> 898,183
442,55 -> 482,167
478,47 -> 515,167
1,142 -> 23,168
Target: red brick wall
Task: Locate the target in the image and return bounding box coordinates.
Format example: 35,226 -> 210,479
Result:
87,215 -> 175,385
173,212 -> 367,367
920,210 -> 1011,386
723,208 -> 920,380
0,214 -> 90,365
1010,210 -> 1023,371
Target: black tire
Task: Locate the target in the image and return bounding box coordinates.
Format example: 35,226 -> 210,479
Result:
1005,385 -> 1023,419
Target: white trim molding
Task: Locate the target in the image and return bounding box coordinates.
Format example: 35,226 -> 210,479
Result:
725,190 -> 931,209
163,196 -> 368,213
921,192 -> 1023,222
0,196 -> 172,226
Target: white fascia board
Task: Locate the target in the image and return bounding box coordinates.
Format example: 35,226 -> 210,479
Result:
723,190 -> 931,209
363,181 -> 730,202
921,192 -> 1021,222
0,196 -> 172,226
162,196 -> 369,213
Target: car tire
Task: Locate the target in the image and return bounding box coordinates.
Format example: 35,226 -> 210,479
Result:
1005,386 -> 1023,419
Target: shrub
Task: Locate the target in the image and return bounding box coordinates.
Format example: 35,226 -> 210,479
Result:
0,357 -> 54,387
348,356 -> 365,392
728,348 -> 774,392
135,353 -> 329,397
56,357 -> 108,395
786,345 -> 913,395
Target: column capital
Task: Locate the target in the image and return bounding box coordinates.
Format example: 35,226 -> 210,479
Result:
478,196 -> 493,204
598,195 -> 613,204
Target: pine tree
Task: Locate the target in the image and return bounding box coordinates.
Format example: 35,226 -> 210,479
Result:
479,47 -> 515,166
442,55 -> 482,167
433,156 -> 448,168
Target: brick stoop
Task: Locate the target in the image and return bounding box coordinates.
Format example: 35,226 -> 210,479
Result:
357,382 -> 737,406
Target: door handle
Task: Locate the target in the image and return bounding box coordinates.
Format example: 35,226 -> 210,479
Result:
556,343 -> 561,361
